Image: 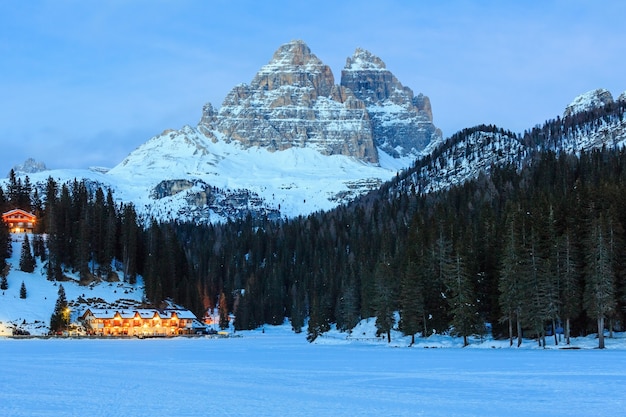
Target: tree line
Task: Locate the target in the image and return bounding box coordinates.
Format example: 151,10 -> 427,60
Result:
159,148 -> 626,347
2,146 -> 626,347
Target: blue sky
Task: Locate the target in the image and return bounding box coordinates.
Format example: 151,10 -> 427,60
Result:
1,0 -> 625,175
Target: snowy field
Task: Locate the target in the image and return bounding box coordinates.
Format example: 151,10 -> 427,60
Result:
2,325 -> 626,417
3,237 -> 626,416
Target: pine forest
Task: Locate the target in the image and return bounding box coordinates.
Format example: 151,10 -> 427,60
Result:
2,106 -> 626,348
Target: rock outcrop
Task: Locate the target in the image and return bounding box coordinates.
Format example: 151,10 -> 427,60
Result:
10,158 -> 48,177
563,88 -> 614,118
196,40 -> 441,164
205,40 -> 379,163
104,40 -> 443,224
341,48 -> 442,158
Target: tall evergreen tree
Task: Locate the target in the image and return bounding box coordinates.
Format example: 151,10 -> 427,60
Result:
121,204 -> 139,284
498,212 -> 524,347
19,234 -> 36,273
335,269 -> 360,333
32,233 -> 46,261
446,253 -> 483,347
583,214 -> 616,349
558,230 -> 581,345
399,258 -> 426,345
19,281 -> 27,299
373,260 -> 395,343
49,284 -> 70,333
0,217 -> 9,272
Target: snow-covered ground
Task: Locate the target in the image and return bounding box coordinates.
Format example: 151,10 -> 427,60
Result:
0,235 -> 144,336
1,323 -> 625,417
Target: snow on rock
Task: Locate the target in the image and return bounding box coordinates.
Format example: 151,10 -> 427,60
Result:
1,40 -> 445,225
210,39 -> 379,163
563,88 -> 614,118
9,158 -> 48,177
341,48 -> 442,158
104,125 -> 395,223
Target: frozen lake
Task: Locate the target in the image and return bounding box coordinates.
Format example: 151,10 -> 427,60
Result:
1,330 -> 625,417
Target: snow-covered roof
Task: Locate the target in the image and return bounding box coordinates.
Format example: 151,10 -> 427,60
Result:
2,208 -> 36,218
81,308 -> 196,320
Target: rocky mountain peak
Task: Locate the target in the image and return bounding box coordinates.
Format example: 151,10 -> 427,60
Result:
564,88 -> 614,118
265,39 -> 319,67
208,40 -> 378,163
344,48 -> 387,71
194,41 -> 440,165
340,48 -> 441,158
10,158 -> 48,177
250,39 -> 335,98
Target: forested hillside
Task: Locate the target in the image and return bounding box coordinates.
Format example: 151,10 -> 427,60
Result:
2,103 -> 626,348
164,148 -> 626,347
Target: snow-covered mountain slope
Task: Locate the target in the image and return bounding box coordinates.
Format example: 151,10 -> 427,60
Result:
105,126 -> 411,223
4,40 -> 438,224
5,130 -> 413,224
387,90 -> 626,198
393,125 -> 526,195
0,235 -> 144,336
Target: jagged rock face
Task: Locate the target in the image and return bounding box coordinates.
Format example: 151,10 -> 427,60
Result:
10,158 -> 47,177
564,88 -> 614,118
341,48 -> 442,158
618,91 -> 626,102
151,179 -> 195,199
208,40 -> 379,164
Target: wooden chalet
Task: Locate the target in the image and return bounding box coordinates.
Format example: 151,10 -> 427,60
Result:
80,308 -> 199,337
1,209 -> 36,233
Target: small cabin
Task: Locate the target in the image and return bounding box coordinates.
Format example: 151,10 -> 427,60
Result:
1,209 -> 36,233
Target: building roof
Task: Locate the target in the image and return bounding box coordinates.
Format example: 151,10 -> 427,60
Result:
81,308 -> 197,320
2,208 -> 36,219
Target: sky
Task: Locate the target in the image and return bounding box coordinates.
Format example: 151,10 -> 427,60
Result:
1,0 -> 625,176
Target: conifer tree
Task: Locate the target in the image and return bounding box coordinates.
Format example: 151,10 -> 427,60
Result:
32,233 -> 46,261
20,281 -> 27,299
0,185 -> 7,214
373,260 -> 395,343
121,204 -> 138,284
583,214 -> 616,349
1,275 -> 8,291
399,258 -> 426,345
446,253 -> 483,347
335,272 -> 360,333
218,291 -> 229,330
289,280 -> 306,333
50,284 -> 70,333
43,177 -> 59,281
522,225 -> 551,347
0,225 -> 9,273
19,234 -> 36,273
76,214 -> 91,283
558,230 -> 581,345
100,189 -> 117,278
498,213 -> 525,347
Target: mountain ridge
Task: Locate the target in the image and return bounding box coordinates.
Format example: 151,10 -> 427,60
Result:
5,39 -> 625,225
36,40 -> 440,224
